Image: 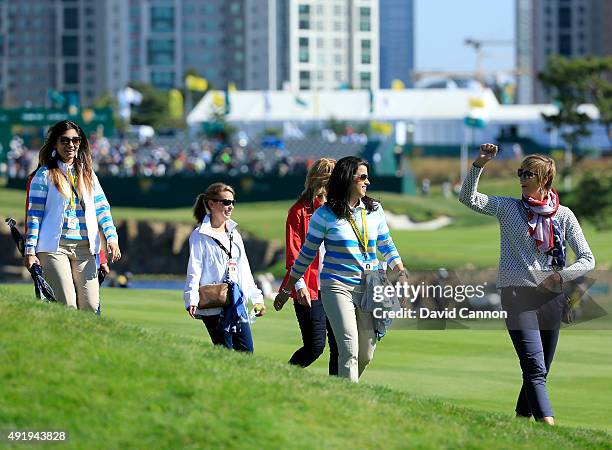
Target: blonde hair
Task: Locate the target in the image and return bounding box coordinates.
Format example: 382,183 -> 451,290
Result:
301,157 -> 336,201
193,182 -> 236,222
521,154 -> 556,190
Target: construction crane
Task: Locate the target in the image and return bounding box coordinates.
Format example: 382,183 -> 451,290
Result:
411,38 -> 516,86
464,38 -> 514,81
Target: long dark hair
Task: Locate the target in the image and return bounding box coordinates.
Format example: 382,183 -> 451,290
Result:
326,156 -> 378,219
38,120 -> 93,196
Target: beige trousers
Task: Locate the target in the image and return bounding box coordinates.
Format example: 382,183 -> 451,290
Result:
38,239 -> 99,312
321,279 -> 376,382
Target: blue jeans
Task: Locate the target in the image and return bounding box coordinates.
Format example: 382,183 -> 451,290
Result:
290,298 -> 339,376
201,314 -> 254,353
501,287 -> 563,418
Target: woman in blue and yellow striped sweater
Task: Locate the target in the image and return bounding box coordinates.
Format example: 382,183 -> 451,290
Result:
274,156 -> 408,382
24,120 -> 120,312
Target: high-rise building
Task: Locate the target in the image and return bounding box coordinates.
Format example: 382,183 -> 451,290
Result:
0,0 -> 129,108
128,0 -> 235,90
238,0 -> 380,91
1,0 -> 384,107
128,0 -> 263,91
244,0 -> 284,90
591,0 -> 612,58
379,0 -> 414,88
517,0 -> 612,104
287,0 -> 379,90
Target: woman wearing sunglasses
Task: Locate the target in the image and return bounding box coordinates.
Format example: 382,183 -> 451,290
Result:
274,156 -> 408,382
24,120 -> 121,311
277,158 -> 339,375
184,182 -> 265,352
459,144 -> 594,425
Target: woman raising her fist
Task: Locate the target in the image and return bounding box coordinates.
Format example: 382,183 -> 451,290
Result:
459,143 -> 594,425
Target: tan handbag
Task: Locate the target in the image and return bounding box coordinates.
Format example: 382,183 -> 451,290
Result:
197,232 -> 234,309
198,282 -> 230,309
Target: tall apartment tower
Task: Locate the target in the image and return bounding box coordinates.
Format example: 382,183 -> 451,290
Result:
379,0 -> 414,88
244,0 -> 285,90
228,0 -> 380,91
0,0 -> 129,108
127,0 -> 249,90
0,0 -> 383,106
517,0 -> 612,104
287,0 -> 379,90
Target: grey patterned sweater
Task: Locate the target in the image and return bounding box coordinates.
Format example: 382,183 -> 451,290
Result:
459,165 -> 595,288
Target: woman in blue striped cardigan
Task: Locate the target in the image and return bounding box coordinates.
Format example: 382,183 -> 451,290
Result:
24,120 -> 121,312
274,156 -> 408,382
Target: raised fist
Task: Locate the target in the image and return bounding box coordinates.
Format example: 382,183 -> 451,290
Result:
475,143 -> 498,167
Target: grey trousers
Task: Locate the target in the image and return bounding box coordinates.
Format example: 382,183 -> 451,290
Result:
320,279 -> 376,382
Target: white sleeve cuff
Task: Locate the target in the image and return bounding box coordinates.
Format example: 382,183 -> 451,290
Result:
184,294 -> 199,309
294,278 -> 306,291
250,295 -> 264,305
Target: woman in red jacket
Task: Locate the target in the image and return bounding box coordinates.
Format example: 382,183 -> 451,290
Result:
280,158 -> 338,374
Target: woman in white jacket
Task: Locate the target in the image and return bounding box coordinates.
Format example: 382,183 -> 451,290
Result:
25,120 -> 121,311
184,182 -> 265,352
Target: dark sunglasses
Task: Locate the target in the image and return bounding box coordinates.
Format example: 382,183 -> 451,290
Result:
517,168 -> 536,179
211,199 -> 235,206
355,174 -> 369,181
59,136 -> 82,145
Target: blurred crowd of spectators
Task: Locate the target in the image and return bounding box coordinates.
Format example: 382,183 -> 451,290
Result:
6,134 -> 311,178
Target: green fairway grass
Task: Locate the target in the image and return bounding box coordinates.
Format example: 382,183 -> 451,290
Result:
2,284 -> 611,441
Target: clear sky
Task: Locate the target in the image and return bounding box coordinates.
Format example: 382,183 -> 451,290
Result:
415,0 -> 516,74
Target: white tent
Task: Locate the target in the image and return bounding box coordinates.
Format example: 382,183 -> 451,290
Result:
187,88 -> 506,124
186,88 -> 605,148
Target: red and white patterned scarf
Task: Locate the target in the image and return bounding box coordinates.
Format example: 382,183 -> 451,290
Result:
522,189 -> 560,253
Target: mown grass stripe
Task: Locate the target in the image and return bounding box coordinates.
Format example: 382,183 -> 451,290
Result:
1,286 -> 611,449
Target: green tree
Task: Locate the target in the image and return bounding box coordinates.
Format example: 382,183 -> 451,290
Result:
562,172 -> 612,230
589,59 -> 612,147
129,82 -> 185,130
92,92 -> 128,132
539,57 -> 592,148
326,116 -> 347,136
538,56 -> 612,187
204,109 -> 236,143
